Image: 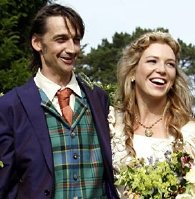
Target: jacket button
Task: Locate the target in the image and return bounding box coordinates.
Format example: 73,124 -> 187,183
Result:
73,153 -> 79,159
71,132 -> 76,137
44,189 -> 50,196
19,178 -> 23,183
73,174 -> 78,181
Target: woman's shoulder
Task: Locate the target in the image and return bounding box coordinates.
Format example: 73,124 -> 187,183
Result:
181,120 -> 195,136
181,120 -> 195,145
181,120 -> 195,159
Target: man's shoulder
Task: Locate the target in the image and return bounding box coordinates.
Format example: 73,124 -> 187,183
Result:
0,78 -> 35,104
93,84 -> 107,93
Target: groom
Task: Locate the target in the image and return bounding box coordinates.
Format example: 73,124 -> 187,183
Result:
0,3 -> 119,199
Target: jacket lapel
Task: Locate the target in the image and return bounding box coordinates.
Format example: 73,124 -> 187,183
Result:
77,78 -> 112,163
16,79 -> 53,174
77,78 -> 117,196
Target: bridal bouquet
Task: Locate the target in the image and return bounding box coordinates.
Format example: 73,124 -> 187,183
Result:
115,150 -> 195,199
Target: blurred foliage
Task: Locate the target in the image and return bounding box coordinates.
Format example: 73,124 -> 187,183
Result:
102,83 -> 117,105
92,82 -> 117,105
0,0 -> 54,92
78,72 -> 117,104
0,58 -> 31,91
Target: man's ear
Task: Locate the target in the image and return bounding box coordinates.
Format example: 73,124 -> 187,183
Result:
31,34 -> 42,52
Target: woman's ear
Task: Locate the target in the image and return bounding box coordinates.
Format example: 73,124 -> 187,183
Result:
31,34 -> 42,52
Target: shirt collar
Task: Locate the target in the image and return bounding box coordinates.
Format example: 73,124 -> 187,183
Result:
34,69 -> 82,102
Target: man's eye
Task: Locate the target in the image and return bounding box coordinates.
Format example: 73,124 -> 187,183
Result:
73,38 -> 81,44
56,38 -> 65,43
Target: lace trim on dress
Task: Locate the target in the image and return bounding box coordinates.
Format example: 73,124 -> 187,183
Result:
108,106 -> 132,170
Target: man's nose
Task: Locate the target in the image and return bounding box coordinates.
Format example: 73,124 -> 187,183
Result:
65,39 -> 76,54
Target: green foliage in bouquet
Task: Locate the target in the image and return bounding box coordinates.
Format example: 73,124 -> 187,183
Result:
116,151 -> 194,199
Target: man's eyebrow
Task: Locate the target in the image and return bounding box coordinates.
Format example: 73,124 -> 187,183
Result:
53,34 -> 69,39
53,33 -> 81,40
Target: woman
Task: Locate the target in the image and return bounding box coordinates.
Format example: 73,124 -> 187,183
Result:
109,31 -> 195,198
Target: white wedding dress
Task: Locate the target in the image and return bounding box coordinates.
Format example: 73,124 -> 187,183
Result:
108,106 -> 195,199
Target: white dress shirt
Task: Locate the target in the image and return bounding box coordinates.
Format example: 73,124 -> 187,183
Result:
34,69 -> 82,115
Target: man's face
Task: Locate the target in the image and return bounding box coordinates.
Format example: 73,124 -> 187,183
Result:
32,16 -> 81,85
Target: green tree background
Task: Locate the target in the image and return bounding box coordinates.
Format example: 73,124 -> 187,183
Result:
0,0 -> 195,107
0,0 -> 53,92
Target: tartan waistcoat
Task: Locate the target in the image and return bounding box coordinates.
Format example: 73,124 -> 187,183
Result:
39,89 -> 106,199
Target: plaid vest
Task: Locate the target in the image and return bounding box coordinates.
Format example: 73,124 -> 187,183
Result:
39,89 -> 106,199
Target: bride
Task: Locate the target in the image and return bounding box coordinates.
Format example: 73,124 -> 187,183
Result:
108,31 -> 195,198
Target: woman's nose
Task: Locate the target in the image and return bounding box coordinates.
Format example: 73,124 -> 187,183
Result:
156,63 -> 166,73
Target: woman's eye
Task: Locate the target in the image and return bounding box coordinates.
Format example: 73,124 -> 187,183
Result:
147,60 -> 156,64
167,62 -> 176,68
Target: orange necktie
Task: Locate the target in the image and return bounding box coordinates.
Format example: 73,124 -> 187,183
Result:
57,88 -> 73,125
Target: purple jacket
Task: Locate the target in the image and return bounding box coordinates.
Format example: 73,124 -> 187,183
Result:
0,78 -> 119,199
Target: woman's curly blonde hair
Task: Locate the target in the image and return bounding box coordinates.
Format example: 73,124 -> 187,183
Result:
115,31 -> 193,156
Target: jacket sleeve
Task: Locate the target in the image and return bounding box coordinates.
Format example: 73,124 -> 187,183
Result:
0,91 -> 19,198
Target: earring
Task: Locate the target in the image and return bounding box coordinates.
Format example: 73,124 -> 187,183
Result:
131,77 -> 135,83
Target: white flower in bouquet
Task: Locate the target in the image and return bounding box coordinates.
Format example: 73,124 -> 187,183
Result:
185,166 -> 195,184
181,166 -> 195,197
175,193 -> 195,199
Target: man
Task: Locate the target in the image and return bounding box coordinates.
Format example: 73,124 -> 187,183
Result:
0,4 -> 119,199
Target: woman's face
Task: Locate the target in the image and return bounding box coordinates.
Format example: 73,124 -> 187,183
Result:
134,42 -> 176,101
